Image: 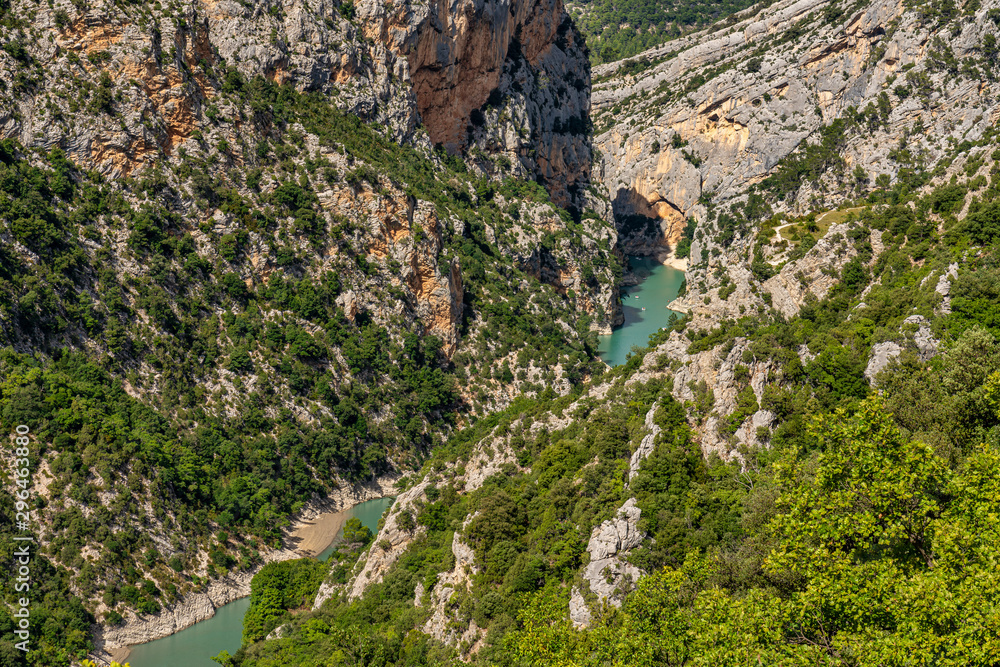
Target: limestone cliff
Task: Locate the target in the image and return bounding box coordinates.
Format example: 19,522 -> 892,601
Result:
359,0 -> 594,208
592,0 -> 1000,257
298,0 -> 1000,656
0,0 -> 592,209
0,0 -> 620,656
581,0 -> 1000,456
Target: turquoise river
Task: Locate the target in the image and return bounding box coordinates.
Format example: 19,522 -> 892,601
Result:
126,497 -> 394,667
598,256 -> 686,366
126,257 -> 681,664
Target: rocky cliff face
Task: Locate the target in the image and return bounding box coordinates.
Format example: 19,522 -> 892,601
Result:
581,0 -> 1000,456
591,0 -> 1000,256
570,497 -> 645,627
0,0 -> 619,655
7,0 -> 408,167
290,0 -> 1000,658
362,0 -> 595,208
462,6 -> 594,209
1,0 -> 592,205
365,0 -> 592,209
367,0 -> 597,209
364,197 -> 465,353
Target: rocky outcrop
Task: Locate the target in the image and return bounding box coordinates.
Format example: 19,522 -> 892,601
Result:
668,223 -> 881,329
593,0 -> 1000,259
761,224 -> 861,319
420,528 -> 486,651
316,434 -> 522,607
317,479 -> 430,606
865,314 -> 940,384
654,332 -> 778,458
573,498 -> 645,626
935,263 -> 959,315
569,586 -> 591,628
905,314 -> 939,361
463,437 -> 520,491
367,196 -> 464,354
865,341 -> 902,384
571,398 -> 663,630
628,402 -> 662,481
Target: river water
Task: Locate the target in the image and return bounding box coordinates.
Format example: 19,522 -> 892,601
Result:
125,259 -> 683,664
317,497 -> 394,562
126,497 -> 394,667
598,256 -> 686,366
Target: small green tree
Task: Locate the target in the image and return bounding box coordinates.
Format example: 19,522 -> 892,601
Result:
343,517 -> 372,544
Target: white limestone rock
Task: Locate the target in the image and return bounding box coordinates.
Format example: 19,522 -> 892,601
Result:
866,341 -> 902,384
574,498 -> 646,625
569,586 -> 593,628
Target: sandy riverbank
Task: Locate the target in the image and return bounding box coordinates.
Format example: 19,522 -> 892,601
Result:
288,508 -> 351,557
662,255 -> 688,271
108,646 -> 131,664
647,247 -> 688,272
87,475 -> 399,666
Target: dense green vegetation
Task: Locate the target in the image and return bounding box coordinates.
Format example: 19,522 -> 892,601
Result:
242,559 -> 329,644
224,376 -> 747,666
0,63 -> 614,662
0,542 -> 92,665
229,280 -> 1000,666
222,118 -> 1000,664
569,0 -> 764,63
4,0 -> 1000,663
502,399 -> 1000,665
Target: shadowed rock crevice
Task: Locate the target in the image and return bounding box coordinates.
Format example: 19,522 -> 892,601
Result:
459,10 -> 594,209
612,186 -> 686,255
356,0 -> 594,209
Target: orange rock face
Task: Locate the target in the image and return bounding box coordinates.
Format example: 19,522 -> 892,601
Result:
362,190 -> 464,356
357,0 -> 593,208
406,0 -> 563,152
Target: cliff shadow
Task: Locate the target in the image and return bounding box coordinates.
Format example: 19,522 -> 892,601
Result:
611,187 -> 686,255
461,15 -> 594,216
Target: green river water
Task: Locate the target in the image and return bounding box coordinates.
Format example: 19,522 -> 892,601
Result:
125,258 -> 682,665
126,497 -> 394,667
598,256 -> 686,367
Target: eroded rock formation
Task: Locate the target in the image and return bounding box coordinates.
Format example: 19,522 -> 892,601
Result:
592,0 -> 1000,259
3,0 -> 593,209
572,498 -> 645,627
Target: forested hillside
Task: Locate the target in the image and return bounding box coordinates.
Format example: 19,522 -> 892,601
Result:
3,0 -> 1000,663
568,0 -> 761,63
0,0 -> 617,662
222,0 -> 1000,663
223,178 -> 1000,665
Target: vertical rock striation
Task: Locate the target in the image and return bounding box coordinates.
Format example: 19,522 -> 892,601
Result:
357,0 -> 595,208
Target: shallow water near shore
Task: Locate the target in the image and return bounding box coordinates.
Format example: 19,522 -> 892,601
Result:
598,256 -> 686,367
317,496 -> 393,562
127,497 -> 393,667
